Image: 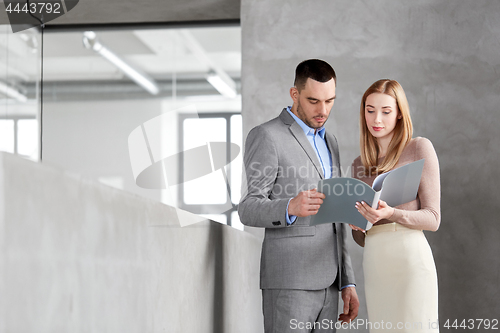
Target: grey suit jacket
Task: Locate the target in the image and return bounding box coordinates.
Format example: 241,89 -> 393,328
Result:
238,109 -> 355,290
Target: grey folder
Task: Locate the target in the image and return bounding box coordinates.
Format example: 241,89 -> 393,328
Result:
311,159 -> 425,229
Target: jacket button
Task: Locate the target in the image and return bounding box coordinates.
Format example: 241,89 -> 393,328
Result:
272,221 -> 281,226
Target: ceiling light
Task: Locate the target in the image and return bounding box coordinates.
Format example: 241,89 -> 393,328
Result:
206,71 -> 237,99
83,31 -> 160,95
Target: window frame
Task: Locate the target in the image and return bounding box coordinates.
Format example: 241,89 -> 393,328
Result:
178,111 -> 240,226
0,115 -> 37,156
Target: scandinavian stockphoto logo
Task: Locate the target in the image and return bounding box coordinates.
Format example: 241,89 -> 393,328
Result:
3,0 -> 79,33
128,105 -> 241,226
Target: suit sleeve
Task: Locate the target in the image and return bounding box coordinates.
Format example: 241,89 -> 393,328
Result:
340,223 -> 356,286
238,126 -> 291,228
388,137 -> 441,231
350,159 -> 366,247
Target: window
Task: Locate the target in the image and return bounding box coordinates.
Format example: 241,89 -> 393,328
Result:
179,112 -> 242,227
0,117 -> 38,159
0,119 -> 14,153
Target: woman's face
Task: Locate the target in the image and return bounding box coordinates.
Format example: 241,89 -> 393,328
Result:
364,93 -> 400,142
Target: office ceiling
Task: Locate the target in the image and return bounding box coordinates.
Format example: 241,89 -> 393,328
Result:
0,24 -> 241,102
0,0 -> 240,26
42,28 -> 241,81
41,27 -> 242,101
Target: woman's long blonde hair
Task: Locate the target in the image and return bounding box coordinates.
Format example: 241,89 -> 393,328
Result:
360,79 -> 413,175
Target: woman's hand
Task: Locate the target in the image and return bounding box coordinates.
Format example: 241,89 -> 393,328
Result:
355,200 -> 394,224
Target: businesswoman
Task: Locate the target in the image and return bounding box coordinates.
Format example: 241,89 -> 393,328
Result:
350,79 -> 440,332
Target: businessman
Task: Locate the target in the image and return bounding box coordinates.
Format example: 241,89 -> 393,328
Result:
238,59 -> 359,332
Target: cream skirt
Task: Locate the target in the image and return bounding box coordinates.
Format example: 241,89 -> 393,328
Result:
363,223 -> 439,333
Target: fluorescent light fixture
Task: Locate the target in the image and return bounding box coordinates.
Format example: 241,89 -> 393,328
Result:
177,30 -> 238,99
206,71 -> 237,99
0,81 -> 28,102
18,32 -> 38,53
83,31 -> 160,95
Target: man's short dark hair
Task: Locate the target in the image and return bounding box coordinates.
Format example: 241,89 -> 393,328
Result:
294,59 -> 336,91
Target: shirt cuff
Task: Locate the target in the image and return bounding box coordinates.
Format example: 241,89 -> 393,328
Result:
341,284 -> 355,290
286,199 -> 297,225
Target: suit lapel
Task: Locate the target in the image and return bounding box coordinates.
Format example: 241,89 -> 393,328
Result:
279,109 -> 324,179
325,133 -> 341,177
324,132 -> 342,276
289,123 -> 324,178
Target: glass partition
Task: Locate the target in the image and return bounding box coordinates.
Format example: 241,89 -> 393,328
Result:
41,25 -> 243,229
0,25 -> 40,161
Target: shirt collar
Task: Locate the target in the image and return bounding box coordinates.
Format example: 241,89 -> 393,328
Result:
286,106 -> 326,139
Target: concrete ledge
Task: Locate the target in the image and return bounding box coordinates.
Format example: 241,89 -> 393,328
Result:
0,152 -> 262,332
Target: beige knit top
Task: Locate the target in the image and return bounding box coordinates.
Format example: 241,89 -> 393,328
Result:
351,137 -> 441,247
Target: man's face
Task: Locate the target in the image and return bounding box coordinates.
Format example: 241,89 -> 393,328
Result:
291,78 -> 336,129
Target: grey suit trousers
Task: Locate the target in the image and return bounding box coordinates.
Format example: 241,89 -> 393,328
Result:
263,284 -> 340,333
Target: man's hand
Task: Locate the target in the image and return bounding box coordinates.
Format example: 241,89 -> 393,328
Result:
338,287 -> 359,323
288,189 -> 325,217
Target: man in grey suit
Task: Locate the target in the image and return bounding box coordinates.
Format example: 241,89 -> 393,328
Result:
238,59 -> 359,332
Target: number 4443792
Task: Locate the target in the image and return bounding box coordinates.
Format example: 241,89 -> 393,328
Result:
444,319 -> 498,330
5,2 -> 62,14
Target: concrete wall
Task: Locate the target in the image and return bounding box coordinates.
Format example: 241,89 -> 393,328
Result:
241,0 -> 500,331
0,152 -> 262,332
